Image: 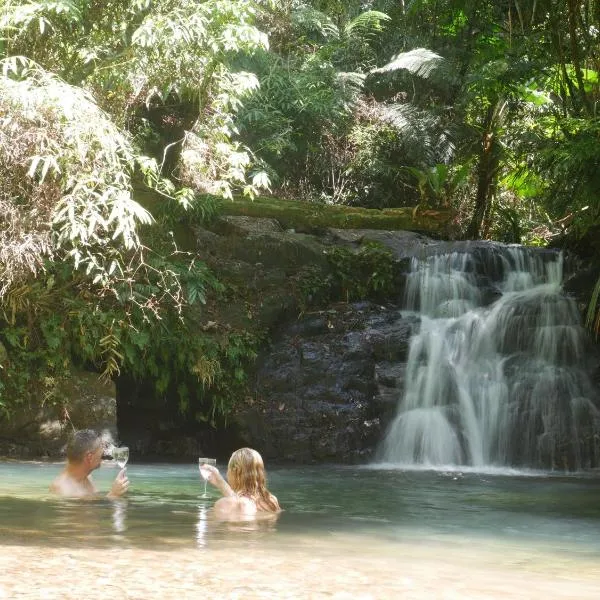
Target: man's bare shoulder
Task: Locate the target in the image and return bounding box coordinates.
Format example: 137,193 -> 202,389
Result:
49,472 -> 96,498
49,472 -> 67,494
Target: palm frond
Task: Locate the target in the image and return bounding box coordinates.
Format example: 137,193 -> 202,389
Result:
335,71 -> 366,103
99,329 -> 123,381
343,10 -> 390,40
371,48 -> 445,79
371,102 -> 456,165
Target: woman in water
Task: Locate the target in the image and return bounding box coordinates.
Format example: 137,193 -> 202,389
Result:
201,448 -> 280,518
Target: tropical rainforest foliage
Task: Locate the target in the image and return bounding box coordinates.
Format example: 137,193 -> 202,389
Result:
0,0 -> 599,421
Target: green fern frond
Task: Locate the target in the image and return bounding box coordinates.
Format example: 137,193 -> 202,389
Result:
371,48 -> 445,79
192,355 -> 221,388
335,71 -> 365,103
99,330 -> 123,381
586,275 -> 600,338
291,6 -> 339,40
343,11 -> 390,39
370,102 -> 456,165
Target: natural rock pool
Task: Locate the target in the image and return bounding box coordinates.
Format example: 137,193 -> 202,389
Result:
1,461 -> 600,598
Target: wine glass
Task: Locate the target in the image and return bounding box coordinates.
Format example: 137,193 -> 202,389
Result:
113,446 -> 129,470
198,457 -> 216,498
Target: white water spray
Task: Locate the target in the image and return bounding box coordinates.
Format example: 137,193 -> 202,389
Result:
379,245 -> 600,469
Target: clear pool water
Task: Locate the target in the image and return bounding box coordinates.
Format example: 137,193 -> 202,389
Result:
1,461 -> 599,598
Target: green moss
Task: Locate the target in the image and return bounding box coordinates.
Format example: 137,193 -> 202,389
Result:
135,186 -> 454,234
212,195 -> 454,233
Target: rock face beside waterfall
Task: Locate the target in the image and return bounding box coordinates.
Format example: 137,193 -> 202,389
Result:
232,302 -> 417,463
114,219 -> 435,461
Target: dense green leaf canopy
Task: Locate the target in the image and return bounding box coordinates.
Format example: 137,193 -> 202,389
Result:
0,0 -> 599,419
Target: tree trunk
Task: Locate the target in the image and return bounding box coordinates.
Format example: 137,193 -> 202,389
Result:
465,103 -> 498,240
566,0 -> 592,114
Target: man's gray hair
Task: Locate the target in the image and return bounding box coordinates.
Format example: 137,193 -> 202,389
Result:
66,429 -> 103,462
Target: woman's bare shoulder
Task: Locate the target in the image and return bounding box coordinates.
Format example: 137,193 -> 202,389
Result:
214,495 -> 257,519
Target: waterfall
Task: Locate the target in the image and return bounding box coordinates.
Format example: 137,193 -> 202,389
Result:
379,244 -> 600,470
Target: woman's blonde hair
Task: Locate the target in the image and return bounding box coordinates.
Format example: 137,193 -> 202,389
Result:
227,448 -> 280,512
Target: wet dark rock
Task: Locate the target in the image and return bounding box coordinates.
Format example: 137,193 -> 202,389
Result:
232,303 -> 414,463
328,229 -> 434,258
368,317 -> 419,361
375,362 -> 407,389
563,263 -> 600,312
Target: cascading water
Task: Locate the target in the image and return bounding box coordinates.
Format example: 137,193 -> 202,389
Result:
379,244 -> 600,470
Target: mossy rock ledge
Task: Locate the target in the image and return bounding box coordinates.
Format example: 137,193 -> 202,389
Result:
213,195 -> 455,235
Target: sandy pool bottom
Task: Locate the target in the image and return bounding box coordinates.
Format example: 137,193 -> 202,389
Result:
0,532 -> 598,599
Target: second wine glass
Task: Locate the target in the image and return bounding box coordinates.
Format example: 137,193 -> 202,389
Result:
198,457 -> 216,498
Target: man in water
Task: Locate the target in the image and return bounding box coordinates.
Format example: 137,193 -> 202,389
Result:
50,429 -> 129,498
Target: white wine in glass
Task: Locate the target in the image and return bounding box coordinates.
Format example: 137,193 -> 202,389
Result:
113,446 -> 129,469
198,457 -> 216,498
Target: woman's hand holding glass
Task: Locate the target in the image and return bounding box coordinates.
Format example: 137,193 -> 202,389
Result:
198,458 -> 217,498
200,463 -> 219,484
199,460 -> 236,498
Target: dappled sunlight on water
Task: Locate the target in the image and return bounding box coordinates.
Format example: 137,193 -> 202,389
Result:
1,462 -> 600,598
